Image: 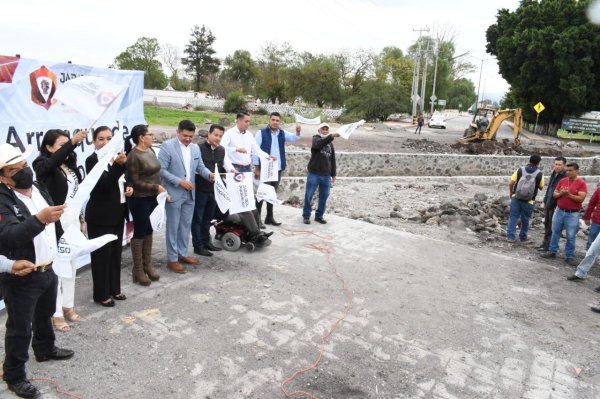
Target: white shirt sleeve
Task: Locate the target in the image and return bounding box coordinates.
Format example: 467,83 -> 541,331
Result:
0,255 -> 13,273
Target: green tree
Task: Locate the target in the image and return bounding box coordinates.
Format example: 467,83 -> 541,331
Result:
286,54 -> 343,107
332,49 -> 374,99
221,50 -> 258,94
486,0 -> 600,132
255,42 -> 296,103
342,80 -> 408,121
374,47 -> 413,106
182,25 -> 220,92
113,37 -> 168,89
447,78 -> 476,110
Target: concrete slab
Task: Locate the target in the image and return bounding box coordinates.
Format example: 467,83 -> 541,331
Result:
1,205 -> 599,398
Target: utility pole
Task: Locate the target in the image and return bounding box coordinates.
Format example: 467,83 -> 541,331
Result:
410,26 -> 429,123
420,40 -> 430,115
430,41 -> 439,115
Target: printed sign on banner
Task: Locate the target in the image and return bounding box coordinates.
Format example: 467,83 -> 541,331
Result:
214,164 -> 231,214
259,157 -> 279,183
226,172 -> 256,214
0,54 -> 145,179
256,183 -> 283,205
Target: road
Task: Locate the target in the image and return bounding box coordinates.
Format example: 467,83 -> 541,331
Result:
419,114 -> 518,142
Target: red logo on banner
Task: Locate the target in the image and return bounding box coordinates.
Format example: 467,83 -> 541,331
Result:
29,65 -> 57,110
0,55 -> 20,83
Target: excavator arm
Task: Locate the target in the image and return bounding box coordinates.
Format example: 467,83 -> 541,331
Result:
462,108 -> 522,146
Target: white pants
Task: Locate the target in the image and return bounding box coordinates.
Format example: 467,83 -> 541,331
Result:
54,275 -> 75,317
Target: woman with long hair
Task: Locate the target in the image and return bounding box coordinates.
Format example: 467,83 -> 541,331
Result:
85,126 -> 132,307
126,125 -> 165,285
32,128 -> 87,332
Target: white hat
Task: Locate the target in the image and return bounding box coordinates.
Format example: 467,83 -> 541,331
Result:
318,122 -> 330,129
0,144 -> 32,170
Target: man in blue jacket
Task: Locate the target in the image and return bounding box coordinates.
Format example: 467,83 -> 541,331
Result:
158,120 -> 203,273
253,112 -> 301,226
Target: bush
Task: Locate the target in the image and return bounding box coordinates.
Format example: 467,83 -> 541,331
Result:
223,90 -> 247,114
194,105 -> 206,111
255,107 -> 269,115
341,80 -> 408,122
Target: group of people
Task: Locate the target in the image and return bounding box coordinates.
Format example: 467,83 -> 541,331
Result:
507,154 -> 600,313
0,111 -> 339,398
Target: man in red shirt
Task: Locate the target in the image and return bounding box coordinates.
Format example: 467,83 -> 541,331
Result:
541,163 -> 587,265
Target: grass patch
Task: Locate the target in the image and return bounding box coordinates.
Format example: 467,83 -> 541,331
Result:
557,128 -> 600,142
144,106 -> 232,127
144,105 -> 300,127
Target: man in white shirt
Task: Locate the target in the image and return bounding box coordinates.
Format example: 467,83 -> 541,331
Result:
0,143 -> 74,399
221,112 -> 274,172
158,120 -> 203,273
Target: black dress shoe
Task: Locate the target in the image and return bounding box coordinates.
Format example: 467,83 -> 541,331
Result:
591,305 -> 600,313
205,242 -> 222,251
263,231 -> 274,238
315,217 -> 327,224
567,275 -> 584,281
303,218 -> 310,224
6,379 -> 41,399
35,347 -> 74,362
540,252 -> 556,259
265,218 -> 282,226
595,286 -> 600,293
194,247 -> 213,257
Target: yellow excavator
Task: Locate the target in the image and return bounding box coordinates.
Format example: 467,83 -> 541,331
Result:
462,108 -> 522,146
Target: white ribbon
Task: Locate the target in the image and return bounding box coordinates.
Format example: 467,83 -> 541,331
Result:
336,119 -> 365,139
294,114 -> 321,125
149,192 -> 169,231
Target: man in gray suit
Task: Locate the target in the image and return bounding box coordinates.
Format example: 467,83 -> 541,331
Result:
158,120 -> 202,273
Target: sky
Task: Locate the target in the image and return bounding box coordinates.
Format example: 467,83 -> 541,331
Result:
2,0 -> 521,102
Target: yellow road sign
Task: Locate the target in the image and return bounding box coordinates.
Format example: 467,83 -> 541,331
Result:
534,102 -> 545,114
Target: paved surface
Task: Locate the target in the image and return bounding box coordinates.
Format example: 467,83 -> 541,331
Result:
0,205 -> 599,398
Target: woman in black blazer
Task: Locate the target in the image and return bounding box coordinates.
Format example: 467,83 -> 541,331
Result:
33,128 -> 87,332
85,126 -> 132,307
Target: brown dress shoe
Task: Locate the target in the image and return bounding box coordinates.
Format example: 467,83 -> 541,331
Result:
167,262 -> 186,273
178,256 -> 200,265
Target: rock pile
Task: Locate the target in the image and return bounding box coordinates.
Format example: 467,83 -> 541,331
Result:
401,138 -> 455,153
398,193 -> 548,241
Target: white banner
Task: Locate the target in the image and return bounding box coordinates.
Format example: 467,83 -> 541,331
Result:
226,172 -> 255,215
149,192 -> 169,231
259,157 -> 279,183
294,114 -> 321,125
214,164 -> 231,214
53,76 -> 127,124
256,183 -> 283,205
0,54 -> 145,181
54,224 -> 117,278
336,119 -> 365,139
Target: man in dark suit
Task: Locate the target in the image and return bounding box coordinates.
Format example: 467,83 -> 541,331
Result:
0,143 -> 74,399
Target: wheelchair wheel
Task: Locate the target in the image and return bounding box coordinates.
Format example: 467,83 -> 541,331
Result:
222,232 -> 241,252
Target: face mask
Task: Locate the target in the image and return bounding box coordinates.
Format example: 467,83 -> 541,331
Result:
319,133 -> 330,138
11,167 -> 34,189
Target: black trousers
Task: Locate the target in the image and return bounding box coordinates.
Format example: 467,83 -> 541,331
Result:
256,173 -> 282,220
88,221 -> 125,301
2,270 -> 57,383
542,205 -> 556,248
128,196 -> 157,239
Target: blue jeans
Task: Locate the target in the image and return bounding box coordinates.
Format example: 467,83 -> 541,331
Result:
587,222 -> 600,250
576,231 -> 600,277
191,191 -> 217,249
302,172 -> 331,219
548,208 -> 580,260
506,198 -> 534,241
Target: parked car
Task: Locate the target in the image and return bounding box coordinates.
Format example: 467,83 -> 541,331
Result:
428,114 -> 446,129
